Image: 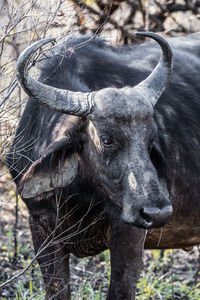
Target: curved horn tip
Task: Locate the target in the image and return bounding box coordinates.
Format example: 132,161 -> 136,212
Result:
136,31 -> 165,41
135,31 -> 173,61
16,37 -> 93,117
16,37 -> 56,87
134,31 -> 173,106
17,37 -> 56,65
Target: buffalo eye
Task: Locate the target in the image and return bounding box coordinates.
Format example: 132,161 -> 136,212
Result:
102,137 -> 113,146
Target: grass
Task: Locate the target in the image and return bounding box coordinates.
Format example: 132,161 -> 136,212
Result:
137,250 -> 200,300
0,225 -> 44,300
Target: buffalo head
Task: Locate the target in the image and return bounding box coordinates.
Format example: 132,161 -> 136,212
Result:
16,32 -> 173,229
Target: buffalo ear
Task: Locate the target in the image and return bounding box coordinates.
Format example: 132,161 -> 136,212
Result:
19,153 -> 78,199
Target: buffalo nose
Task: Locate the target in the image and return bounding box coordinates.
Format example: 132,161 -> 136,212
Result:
140,205 -> 173,228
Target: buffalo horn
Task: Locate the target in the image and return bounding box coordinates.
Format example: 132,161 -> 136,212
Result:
135,32 -> 173,106
16,38 -> 94,116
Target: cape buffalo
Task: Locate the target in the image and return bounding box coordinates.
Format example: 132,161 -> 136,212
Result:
6,31 -> 200,299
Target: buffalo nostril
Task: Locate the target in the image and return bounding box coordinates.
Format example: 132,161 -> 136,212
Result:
140,205 -> 173,227
142,207 -> 161,220
140,208 -> 152,223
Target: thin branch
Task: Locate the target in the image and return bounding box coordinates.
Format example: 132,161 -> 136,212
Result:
0,80 -> 18,107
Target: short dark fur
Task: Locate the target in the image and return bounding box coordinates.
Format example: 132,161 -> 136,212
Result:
7,33 -> 200,299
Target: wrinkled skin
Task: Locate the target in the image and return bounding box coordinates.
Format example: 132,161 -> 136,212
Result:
7,33 -> 200,299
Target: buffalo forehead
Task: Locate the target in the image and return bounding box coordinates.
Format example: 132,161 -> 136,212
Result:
92,88 -> 153,121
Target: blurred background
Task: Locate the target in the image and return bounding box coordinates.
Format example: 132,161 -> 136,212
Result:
0,1 -> 200,299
